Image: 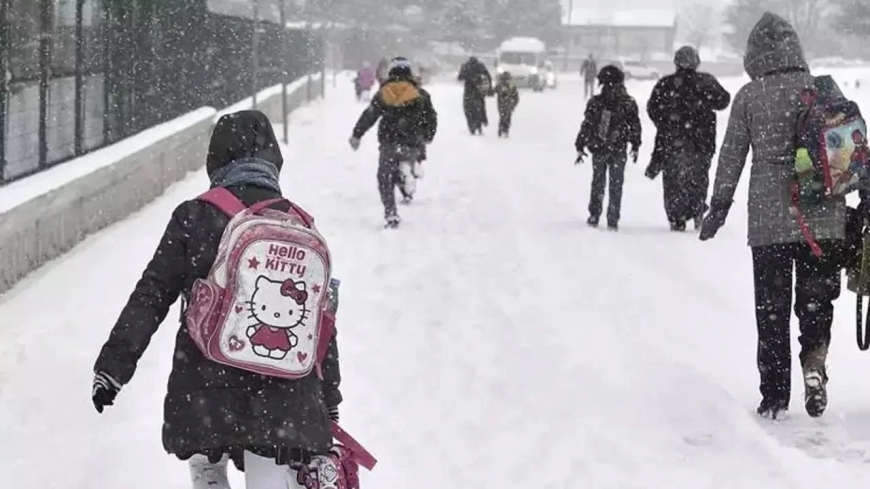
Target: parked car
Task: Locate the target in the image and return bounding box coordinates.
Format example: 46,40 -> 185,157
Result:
620,60 -> 660,80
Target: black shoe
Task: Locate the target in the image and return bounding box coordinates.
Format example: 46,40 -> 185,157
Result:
670,221 -> 686,232
587,215 -> 599,227
804,368 -> 828,418
693,216 -> 703,230
757,399 -> 789,420
384,211 -> 401,228
607,221 -> 618,231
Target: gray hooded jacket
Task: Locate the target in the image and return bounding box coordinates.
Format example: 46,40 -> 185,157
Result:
710,12 -> 846,247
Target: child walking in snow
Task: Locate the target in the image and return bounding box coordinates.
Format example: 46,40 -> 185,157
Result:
92,110 -> 347,489
574,65 -> 642,231
495,72 -> 519,137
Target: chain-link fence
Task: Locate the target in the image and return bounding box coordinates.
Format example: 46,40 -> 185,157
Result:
0,0 -> 322,184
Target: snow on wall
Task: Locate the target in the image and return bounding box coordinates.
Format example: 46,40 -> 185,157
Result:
0,74 -> 324,294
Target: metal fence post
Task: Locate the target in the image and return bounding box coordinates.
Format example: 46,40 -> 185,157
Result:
320,28 -> 325,98
74,0 -> 85,155
37,0 -> 51,168
251,0 -> 259,108
0,0 -> 8,181
280,0 -> 288,143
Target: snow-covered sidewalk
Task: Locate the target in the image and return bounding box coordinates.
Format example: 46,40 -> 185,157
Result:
2,72 -> 870,488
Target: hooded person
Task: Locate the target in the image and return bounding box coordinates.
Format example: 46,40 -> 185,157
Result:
457,56 -> 493,134
494,71 -> 520,137
574,65 -> 642,231
646,46 -> 731,231
91,110 -> 343,489
349,57 -> 438,227
699,12 -> 851,420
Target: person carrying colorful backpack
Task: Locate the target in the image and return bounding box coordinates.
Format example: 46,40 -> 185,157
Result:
495,71 -> 520,138
700,12 -> 870,420
92,110 -> 374,488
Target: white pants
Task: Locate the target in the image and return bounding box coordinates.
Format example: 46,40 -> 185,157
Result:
189,454 -> 231,489
190,452 -> 307,489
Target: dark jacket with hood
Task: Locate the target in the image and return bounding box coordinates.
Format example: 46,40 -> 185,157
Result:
575,81 -> 642,156
93,110 -> 342,463
352,73 -> 438,148
647,68 -> 730,157
458,58 -> 493,97
708,12 -> 846,247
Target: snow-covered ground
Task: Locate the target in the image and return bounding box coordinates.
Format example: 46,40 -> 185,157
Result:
2,72 -> 870,488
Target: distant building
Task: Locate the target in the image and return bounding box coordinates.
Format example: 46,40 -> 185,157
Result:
562,8 -> 677,60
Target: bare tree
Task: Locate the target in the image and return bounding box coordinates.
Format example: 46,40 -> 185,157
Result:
780,0 -> 830,51
681,2 -> 722,51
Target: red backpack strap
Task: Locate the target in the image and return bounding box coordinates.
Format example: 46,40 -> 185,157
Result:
198,187 -> 247,217
790,182 -> 824,257
331,423 -> 378,470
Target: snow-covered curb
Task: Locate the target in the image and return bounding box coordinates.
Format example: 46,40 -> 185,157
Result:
0,74 -> 323,294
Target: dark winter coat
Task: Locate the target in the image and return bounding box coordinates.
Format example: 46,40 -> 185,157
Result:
458,58 -> 493,96
458,59 -> 493,130
709,12 -> 847,247
352,74 -> 438,148
647,68 -> 730,158
575,84 -> 642,155
94,110 -> 342,463
495,80 -> 519,116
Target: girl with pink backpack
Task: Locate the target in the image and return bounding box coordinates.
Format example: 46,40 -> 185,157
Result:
91,110 -> 374,488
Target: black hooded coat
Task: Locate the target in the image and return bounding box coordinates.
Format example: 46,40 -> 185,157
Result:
458,58 -> 492,131
93,110 -> 342,464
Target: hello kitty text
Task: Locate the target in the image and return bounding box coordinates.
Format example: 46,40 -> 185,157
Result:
264,244 -> 307,277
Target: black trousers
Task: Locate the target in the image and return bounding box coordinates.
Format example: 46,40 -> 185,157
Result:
751,242 -> 841,406
662,150 -> 712,224
378,145 -> 418,217
588,152 -> 627,224
498,108 -> 513,134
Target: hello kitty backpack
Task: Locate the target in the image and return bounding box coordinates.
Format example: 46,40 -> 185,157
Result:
184,187 -> 335,379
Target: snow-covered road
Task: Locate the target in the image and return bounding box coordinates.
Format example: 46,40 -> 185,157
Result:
2,72 -> 870,488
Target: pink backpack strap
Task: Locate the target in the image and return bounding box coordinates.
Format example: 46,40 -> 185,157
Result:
790,182 -> 824,257
331,422 -> 377,470
198,187 -> 247,217
249,198 -> 288,214
248,198 -> 316,228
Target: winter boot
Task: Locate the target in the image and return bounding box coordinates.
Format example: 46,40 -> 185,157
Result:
385,211 -> 401,229
670,221 -> 686,232
756,399 -> 789,420
802,345 -> 829,418
693,215 -> 703,230
587,215 -> 599,228
607,220 -> 618,231
189,454 -> 231,489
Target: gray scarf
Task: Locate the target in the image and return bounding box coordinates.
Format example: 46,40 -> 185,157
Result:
209,157 -> 281,193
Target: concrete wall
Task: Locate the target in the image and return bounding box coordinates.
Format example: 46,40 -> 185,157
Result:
0,74 -> 323,294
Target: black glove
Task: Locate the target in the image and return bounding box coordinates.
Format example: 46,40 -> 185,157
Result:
699,199 -> 732,241
575,149 -> 588,165
92,371 -> 121,413
629,147 -> 639,164
328,405 -> 340,422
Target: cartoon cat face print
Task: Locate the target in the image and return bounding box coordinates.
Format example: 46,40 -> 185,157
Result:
247,276 -> 309,329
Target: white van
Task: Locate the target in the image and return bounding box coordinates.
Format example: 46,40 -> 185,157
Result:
496,37 -> 547,91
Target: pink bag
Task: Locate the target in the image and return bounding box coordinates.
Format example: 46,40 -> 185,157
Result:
185,187 -> 335,379
295,423 -> 377,489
